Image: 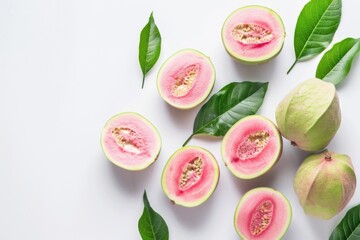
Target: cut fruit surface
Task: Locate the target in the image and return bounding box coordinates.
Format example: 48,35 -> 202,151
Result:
157,49 -> 216,109
161,146 -> 219,207
100,112 -> 161,171
234,187 -> 292,240
222,5 -> 285,64
222,115 -> 282,179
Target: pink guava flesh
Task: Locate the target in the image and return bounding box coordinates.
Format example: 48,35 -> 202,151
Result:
161,146 -> 219,207
222,6 -> 285,63
222,115 -> 282,179
101,112 -> 161,170
157,49 -> 215,109
235,188 -> 292,239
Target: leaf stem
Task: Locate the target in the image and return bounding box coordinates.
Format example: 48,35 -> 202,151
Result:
287,59 -> 298,74
182,134 -> 194,147
141,75 -> 145,89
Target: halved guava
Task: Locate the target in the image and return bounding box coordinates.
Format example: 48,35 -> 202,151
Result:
222,5 -> 285,64
100,112 -> 161,171
234,187 -> 292,240
161,146 -> 219,207
221,115 -> 282,179
157,49 -> 216,109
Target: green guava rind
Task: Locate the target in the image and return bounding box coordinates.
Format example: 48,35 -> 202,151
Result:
100,112 -> 162,171
234,187 -> 292,239
221,5 -> 286,64
161,146 -> 220,207
275,78 -> 341,152
294,150 -> 356,220
156,49 -> 216,109
221,115 -> 283,179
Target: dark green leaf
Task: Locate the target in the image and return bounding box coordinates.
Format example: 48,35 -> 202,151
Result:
329,204 -> 360,240
139,12 -> 161,88
138,191 -> 169,240
316,38 -> 360,86
288,0 -> 342,73
183,81 -> 268,146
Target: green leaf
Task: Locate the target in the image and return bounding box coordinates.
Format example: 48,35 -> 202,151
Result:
288,0 -> 342,74
139,12 -> 161,88
183,81 -> 268,146
316,38 -> 360,86
329,204 -> 360,240
138,191 -> 169,240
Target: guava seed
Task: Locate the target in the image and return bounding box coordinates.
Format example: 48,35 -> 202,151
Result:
179,157 -> 203,191
232,23 -> 273,44
250,200 -> 274,236
237,130 -> 270,160
111,127 -> 143,154
172,64 -> 199,97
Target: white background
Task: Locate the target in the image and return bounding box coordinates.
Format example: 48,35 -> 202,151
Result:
1,0 -> 359,239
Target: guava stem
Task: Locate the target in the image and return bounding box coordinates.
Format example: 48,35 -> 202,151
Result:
324,150 -> 332,161
141,75 -> 145,89
287,59 -> 298,74
182,134 -> 194,147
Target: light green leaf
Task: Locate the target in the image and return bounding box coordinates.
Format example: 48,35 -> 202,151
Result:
183,81 -> 268,146
329,204 -> 360,240
139,12 -> 161,88
288,0 -> 342,73
138,191 -> 169,240
316,38 -> 360,86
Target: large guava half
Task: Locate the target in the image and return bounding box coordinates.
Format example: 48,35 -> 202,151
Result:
222,5 -> 285,64
161,146 -> 219,207
234,187 -> 292,240
100,112 -> 161,171
157,49 -> 216,109
222,115 -> 282,179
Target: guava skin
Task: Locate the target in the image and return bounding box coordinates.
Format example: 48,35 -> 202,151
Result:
275,78 -> 341,152
294,150 -> 356,220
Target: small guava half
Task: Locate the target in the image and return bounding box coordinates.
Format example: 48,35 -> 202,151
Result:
222,115 -> 282,179
157,49 -> 216,109
100,112 -> 161,171
222,5 -> 285,64
234,187 -> 292,240
161,146 -> 219,207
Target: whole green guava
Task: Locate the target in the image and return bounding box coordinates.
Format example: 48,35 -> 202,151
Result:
276,78 -> 341,152
294,150 -> 356,220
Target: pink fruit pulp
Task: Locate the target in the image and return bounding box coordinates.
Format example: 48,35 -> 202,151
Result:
235,188 -> 291,239
101,112 -> 161,170
222,116 -> 282,179
222,6 -> 285,62
157,49 -> 215,109
161,146 -> 219,207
